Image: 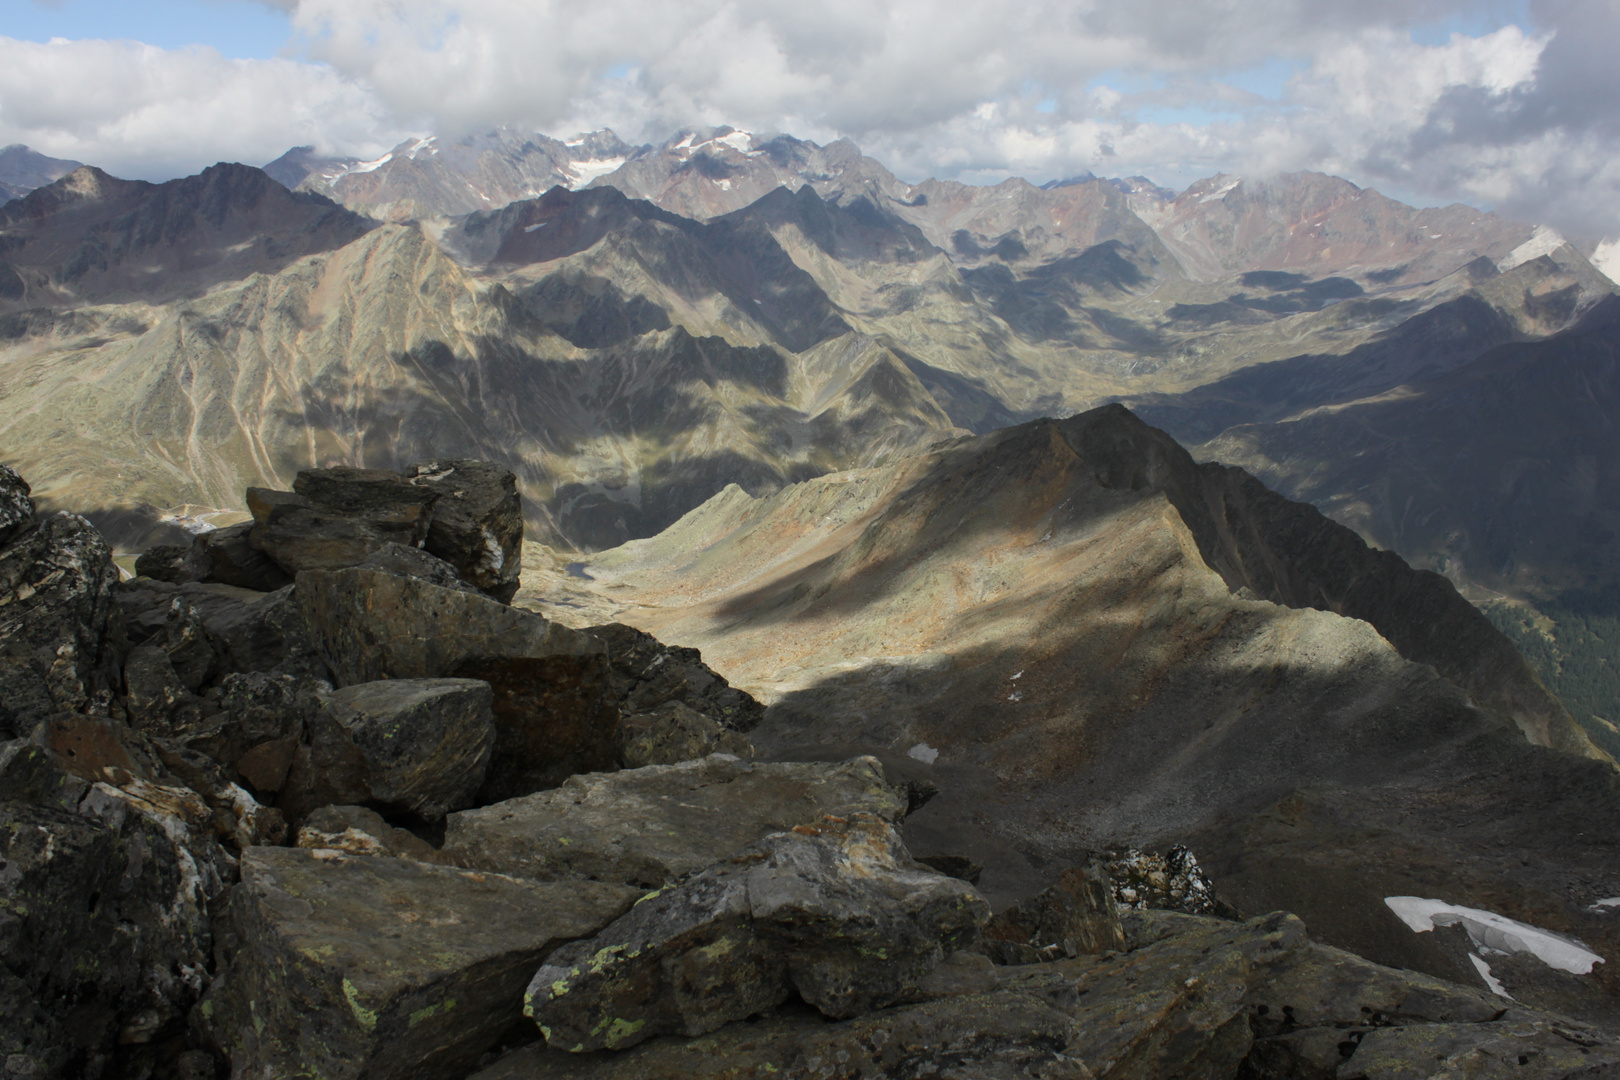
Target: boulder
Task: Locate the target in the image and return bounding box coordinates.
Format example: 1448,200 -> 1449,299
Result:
296,804 -> 453,864
617,700 -> 753,769
525,814 -> 989,1052
589,622 -> 764,734
183,520 -> 292,591
358,542 -> 480,593
982,859 -> 1126,964
157,593 -> 225,690
247,467 -> 437,576
443,754 -> 909,888
453,653 -> 620,803
0,509 -> 121,735
183,670 -> 329,796
0,799 -> 216,1077
122,643 -> 209,737
199,847 -> 641,1080
133,542 -> 190,583
407,459 -> 524,602
212,583 -> 331,679
0,719 -> 245,1076
0,461 -> 33,546
477,906 -> 1620,1080
297,566 -> 601,687
279,678 -> 495,825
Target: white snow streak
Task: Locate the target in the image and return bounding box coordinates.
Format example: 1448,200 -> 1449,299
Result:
1385,896 -> 1605,975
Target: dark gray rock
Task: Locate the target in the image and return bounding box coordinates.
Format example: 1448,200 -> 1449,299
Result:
358,542 -> 480,593
134,542 -> 191,583
198,847 -> 641,1080
0,510 -> 120,735
279,678 -> 494,824
158,594 -> 225,690
590,623 -> 764,734
525,813 -> 990,1052
297,566 -> 601,686
296,804 -> 453,864
617,700 -> 752,769
1337,1014 -> 1620,1078
982,859 -> 1125,964
184,671 -> 328,796
211,582 -> 330,679
0,461 -> 33,546
407,459 -> 524,602
123,643 -> 207,736
472,988 -> 1087,1080
453,653 -> 620,803
247,468 -> 437,577
1012,910 -> 1305,1079
184,520 -> 292,591
444,754 -> 909,888
0,717 -> 248,1077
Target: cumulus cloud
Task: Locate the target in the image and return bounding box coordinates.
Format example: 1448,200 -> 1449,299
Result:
0,35 -> 404,179
3,0 -> 1618,241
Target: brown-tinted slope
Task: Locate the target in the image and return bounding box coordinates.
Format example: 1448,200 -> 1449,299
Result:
578,404 -> 1620,1017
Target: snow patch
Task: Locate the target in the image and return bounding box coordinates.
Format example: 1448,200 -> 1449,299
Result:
339,152 -> 393,176
1589,897 -> 1620,912
565,156 -> 626,187
1497,225 -> 1566,271
1592,239 -> 1620,285
711,130 -> 754,153
1468,953 -> 1511,998
1198,179 -> 1241,204
524,222 -> 549,232
1385,896 -> 1605,975
907,742 -> 939,764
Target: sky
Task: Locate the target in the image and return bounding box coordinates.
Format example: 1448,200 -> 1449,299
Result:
3,0 -> 1618,247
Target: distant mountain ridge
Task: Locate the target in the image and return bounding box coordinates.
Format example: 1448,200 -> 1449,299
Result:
0,144 -> 83,202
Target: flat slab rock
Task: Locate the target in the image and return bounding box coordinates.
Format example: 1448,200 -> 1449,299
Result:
526,813 -> 990,1052
199,846 -> 642,1080
297,566 -> 601,687
443,754 -> 909,888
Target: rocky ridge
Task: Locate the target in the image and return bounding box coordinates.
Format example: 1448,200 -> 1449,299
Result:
579,404 -> 1620,1023
7,450 -> 1620,1078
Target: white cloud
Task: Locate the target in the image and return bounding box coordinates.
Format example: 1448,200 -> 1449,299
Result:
0,35 -> 404,178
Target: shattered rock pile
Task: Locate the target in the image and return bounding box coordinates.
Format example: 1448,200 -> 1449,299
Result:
3,459 -> 1619,1079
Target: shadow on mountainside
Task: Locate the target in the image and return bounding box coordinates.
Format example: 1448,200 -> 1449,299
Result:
747,633 -> 1620,1024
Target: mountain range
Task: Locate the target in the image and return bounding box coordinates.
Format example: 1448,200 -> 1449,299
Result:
0,125 -> 1615,748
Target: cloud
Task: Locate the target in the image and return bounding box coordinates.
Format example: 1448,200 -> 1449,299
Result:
0,35 -> 403,179
3,0 -> 1618,243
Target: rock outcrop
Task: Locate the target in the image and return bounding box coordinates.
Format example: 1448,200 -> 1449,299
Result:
199,847 -> 642,1080
0,505 -> 120,735
279,678 -> 495,825
443,754 -> 908,888
525,814 -> 990,1051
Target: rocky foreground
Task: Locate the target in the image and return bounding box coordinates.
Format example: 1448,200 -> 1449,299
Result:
4,457 -> 1620,1079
